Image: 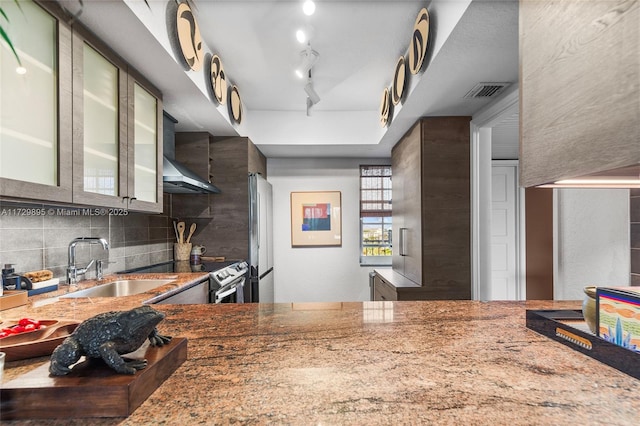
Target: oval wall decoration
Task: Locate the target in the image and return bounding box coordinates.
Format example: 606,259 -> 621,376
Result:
391,56 -> 406,105
176,2 -> 204,71
229,85 -> 243,124
408,7 -> 429,75
210,55 -> 227,105
379,87 -> 391,127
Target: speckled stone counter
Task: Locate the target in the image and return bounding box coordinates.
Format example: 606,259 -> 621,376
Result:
2,298 -> 640,425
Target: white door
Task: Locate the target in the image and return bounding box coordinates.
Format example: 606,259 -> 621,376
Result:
491,164 -> 518,299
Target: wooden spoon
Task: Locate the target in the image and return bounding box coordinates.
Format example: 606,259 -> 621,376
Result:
186,223 -> 196,243
177,222 -> 186,244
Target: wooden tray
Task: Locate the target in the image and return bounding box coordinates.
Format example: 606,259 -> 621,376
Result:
526,309 -> 640,380
0,290 -> 28,310
1,337 -> 187,420
0,319 -> 80,361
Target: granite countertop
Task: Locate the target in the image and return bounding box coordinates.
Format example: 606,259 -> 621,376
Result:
2,297 -> 640,424
0,271 -> 210,320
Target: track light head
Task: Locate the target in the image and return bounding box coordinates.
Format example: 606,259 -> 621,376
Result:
304,82 -> 321,105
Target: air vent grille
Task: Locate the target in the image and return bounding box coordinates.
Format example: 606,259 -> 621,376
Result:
463,82 -> 510,99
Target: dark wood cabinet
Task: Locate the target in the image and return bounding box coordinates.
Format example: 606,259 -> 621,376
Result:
387,117 -> 471,300
171,135 -> 266,261
171,132 -> 215,219
0,1 -> 73,203
391,122 -> 422,283
372,273 -> 398,301
0,2 -> 163,213
520,0 -> 639,187
71,24 -> 163,212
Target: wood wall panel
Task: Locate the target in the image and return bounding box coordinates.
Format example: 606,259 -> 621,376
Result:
525,188 -> 554,299
388,117 -> 471,300
520,0 -> 640,187
421,117 -> 471,299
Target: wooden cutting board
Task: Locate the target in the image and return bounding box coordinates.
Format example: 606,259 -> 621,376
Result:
0,337 -> 187,420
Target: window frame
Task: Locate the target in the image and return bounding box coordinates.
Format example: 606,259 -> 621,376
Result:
359,165 -> 392,266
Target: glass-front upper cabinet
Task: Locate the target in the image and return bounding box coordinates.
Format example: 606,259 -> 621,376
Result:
82,44 -> 121,197
71,27 -> 128,208
72,26 -> 162,212
0,0 -> 72,202
127,74 -> 163,213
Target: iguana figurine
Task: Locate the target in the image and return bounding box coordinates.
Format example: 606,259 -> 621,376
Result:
49,306 -> 171,376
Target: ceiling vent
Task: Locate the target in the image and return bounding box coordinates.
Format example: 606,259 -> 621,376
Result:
463,82 -> 510,99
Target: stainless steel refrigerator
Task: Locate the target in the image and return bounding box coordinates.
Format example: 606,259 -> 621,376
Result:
248,173 -> 274,302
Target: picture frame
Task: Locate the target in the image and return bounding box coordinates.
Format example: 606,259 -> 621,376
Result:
290,191 -> 342,247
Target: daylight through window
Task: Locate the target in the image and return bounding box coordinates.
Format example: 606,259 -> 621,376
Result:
360,165 -> 392,265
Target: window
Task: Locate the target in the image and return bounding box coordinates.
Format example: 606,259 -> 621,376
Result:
360,165 -> 392,265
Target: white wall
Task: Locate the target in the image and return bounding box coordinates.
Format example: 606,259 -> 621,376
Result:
554,188 -> 630,300
268,157 -> 390,302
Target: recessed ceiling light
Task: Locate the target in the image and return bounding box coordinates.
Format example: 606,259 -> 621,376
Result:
16,66 -> 27,75
303,0 -> 316,16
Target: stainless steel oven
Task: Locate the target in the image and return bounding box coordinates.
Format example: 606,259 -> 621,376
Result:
118,260 -> 248,304
209,261 -> 248,303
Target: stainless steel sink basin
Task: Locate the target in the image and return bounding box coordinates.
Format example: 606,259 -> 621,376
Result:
62,279 -> 176,298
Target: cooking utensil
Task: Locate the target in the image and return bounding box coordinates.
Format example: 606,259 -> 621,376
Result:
173,221 -> 179,243
186,223 -> 196,243
177,222 -> 185,244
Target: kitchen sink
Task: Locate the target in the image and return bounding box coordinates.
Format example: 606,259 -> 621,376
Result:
61,279 -> 177,298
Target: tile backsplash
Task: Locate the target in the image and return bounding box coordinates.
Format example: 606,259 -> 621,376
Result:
0,197 -> 173,281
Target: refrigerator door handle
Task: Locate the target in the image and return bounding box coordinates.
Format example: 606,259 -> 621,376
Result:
399,227 -> 408,256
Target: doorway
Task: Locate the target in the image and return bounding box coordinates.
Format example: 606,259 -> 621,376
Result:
471,86 -> 525,300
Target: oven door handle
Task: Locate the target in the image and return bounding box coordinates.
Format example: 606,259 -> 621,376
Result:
214,277 -> 245,303
215,286 -> 237,303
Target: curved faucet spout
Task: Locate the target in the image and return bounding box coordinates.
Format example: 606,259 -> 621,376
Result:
67,237 -> 110,285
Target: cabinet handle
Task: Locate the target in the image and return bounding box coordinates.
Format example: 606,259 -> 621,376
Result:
380,295 -> 386,300
399,227 -> 408,256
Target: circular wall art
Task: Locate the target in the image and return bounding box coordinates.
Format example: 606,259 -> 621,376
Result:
210,55 -> 227,105
229,85 -> 243,125
392,56 -> 406,105
176,2 -> 204,71
379,87 -> 391,127
408,7 -> 430,75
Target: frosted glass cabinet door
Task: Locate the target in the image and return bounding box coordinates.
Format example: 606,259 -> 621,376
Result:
0,0 -> 72,202
133,83 -> 157,203
82,44 -> 119,196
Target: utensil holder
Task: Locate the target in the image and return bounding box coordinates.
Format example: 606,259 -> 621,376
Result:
174,243 -> 192,262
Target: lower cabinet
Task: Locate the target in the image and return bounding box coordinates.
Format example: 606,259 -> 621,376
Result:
373,274 -> 397,301
156,279 -> 209,304
372,270 -> 441,301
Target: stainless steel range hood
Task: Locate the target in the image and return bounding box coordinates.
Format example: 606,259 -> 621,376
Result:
162,112 -> 220,194
163,156 -> 221,194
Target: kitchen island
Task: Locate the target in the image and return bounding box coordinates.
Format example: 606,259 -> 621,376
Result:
1,291 -> 639,424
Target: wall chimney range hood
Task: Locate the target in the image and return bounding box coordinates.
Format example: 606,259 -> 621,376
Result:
162,112 -> 221,194
163,156 -> 221,194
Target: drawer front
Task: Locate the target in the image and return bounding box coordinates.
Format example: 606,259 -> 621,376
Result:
373,275 -> 397,301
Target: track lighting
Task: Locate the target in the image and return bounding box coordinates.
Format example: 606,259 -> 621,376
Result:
304,81 -> 321,105
294,46 -> 319,79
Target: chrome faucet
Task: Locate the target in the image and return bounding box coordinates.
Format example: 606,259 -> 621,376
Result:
67,237 -> 109,285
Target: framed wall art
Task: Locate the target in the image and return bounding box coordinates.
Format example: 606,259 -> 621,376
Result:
291,191 -> 342,247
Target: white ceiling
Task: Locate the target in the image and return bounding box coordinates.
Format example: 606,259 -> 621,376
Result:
71,0 -> 520,158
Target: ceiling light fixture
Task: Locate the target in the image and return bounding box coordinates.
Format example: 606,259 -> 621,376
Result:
304,80 -> 321,105
303,0 -> 316,16
294,45 -> 319,79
